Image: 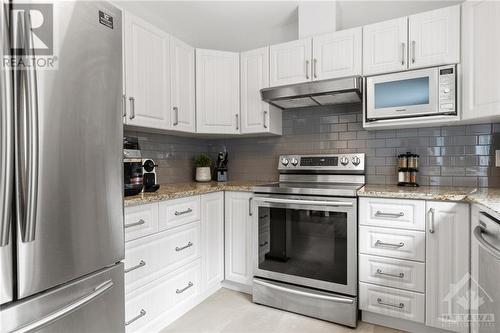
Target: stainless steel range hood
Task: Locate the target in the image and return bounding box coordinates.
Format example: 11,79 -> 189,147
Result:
261,76 -> 363,110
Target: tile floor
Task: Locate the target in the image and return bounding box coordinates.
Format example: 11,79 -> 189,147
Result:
160,288 -> 405,333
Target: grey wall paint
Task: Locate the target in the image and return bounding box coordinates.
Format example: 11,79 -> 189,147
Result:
126,104 -> 500,187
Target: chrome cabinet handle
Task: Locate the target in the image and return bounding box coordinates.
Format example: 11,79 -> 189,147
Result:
0,5 -> 14,247
411,40 -> 416,64
429,208 -> 435,234
125,219 -> 145,229
375,211 -> 404,218
259,241 -> 268,247
376,269 -> 404,279
375,240 -> 404,248
173,106 -> 179,126
249,197 -> 253,216
263,110 -> 268,129
313,58 -> 318,78
235,114 -> 239,131
401,42 -> 406,66
125,309 -> 146,326
474,226 -> 500,260
122,94 -> 127,117
124,260 -> 146,273
305,60 -> 310,79
175,241 -> 193,252
176,281 -> 194,294
377,298 -> 404,309
129,97 -> 135,119
175,208 -> 192,216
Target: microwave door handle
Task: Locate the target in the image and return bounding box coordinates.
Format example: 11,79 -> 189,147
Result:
256,197 -> 353,207
0,4 -> 14,247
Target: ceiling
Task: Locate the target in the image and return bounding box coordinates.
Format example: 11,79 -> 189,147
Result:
116,0 -> 462,52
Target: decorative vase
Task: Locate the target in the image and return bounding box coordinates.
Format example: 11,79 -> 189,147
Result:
196,167 -> 211,182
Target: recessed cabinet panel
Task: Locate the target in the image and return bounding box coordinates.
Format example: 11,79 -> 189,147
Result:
270,38 -> 312,87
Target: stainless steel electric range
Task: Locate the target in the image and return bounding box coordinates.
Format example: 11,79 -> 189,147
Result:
252,153 -> 365,328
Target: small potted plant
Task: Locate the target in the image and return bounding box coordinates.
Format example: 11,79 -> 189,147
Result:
194,153 -> 212,182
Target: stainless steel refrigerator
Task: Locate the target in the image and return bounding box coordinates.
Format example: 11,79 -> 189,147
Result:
1,1 -> 125,331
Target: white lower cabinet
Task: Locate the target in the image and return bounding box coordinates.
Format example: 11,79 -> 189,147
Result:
224,191 -> 253,286
201,192 -> 224,292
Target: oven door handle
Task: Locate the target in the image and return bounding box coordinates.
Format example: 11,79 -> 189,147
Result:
253,279 -> 354,304
254,197 -> 353,207
474,226 -> 500,260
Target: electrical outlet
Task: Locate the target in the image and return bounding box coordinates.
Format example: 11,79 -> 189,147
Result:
496,150 -> 500,167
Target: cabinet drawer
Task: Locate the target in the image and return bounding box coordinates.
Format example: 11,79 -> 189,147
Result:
125,259 -> 201,332
124,203 -> 159,242
159,196 -> 200,230
359,254 -> 425,293
359,198 -> 425,231
359,282 -> 425,323
359,226 -> 425,261
125,222 -> 201,294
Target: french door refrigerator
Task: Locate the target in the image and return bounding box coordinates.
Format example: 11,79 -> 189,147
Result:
1,1 -> 125,332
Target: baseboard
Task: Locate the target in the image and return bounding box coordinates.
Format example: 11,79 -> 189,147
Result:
362,311 -> 454,333
221,280 -> 252,294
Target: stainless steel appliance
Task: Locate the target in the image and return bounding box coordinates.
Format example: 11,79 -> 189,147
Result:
365,65 -> 457,122
471,209 -> 500,333
252,154 -> 365,328
1,1 -> 125,331
124,136 -> 144,196
261,76 -> 363,109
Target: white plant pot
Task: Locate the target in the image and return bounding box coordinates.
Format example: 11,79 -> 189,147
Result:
196,167 -> 211,182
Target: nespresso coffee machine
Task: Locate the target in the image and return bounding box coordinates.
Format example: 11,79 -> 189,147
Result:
123,137 -> 143,196
142,159 -> 160,192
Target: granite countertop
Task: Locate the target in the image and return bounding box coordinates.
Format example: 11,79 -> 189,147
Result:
124,181 -> 270,207
358,184 -> 500,215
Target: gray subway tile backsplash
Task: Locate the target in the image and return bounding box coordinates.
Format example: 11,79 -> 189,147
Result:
127,104 -> 500,187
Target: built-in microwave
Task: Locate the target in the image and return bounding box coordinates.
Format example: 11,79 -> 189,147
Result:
365,65 -> 457,122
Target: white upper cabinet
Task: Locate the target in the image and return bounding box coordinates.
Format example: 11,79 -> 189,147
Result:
196,49 -> 240,134
124,12 -> 171,130
408,5 -> 460,70
363,17 -> 408,76
425,201 -> 470,333
462,0 -> 500,122
312,27 -> 363,80
170,37 -> 196,133
269,38 -> 312,87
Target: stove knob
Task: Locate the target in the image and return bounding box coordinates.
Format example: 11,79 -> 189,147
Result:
291,158 -> 298,166
281,158 -> 289,166
340,156 -> 349,166
352,156 -> 361,166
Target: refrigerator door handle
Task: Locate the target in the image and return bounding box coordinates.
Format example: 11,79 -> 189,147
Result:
12,280 -> 114,333
0,1 -> 14,247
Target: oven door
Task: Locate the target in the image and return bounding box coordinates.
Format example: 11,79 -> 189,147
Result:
366,67 -> 438,121
253,194 -> 357,296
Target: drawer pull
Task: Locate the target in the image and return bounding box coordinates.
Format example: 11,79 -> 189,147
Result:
176,281 -> 194,294
124,260 -> 146,273
259,241 -> 268,247
375,211 -> 404,218
125,309 -> 146,326
175,241 -> 193,252
377,298 -> 404,309
124,219 -> 145,229
376,268 -> 404,279
174,208 -> 192,216
375,240 -> 404,248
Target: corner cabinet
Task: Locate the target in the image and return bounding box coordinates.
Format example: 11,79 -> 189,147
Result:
461,0 -> 500,123
196,49 -> 240,134
425,201 -> 470,333
123,12 -> 171,130
224,192 -> 253,286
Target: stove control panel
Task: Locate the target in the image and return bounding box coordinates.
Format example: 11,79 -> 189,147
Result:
278,153 -> 365,173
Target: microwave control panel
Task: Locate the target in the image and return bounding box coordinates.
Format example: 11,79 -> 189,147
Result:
438,65 -> 456,113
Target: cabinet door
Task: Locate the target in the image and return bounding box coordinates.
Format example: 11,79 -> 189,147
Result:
224,192 -> 253,286
201,192 -> 224,292
462,1 -> 500,122
312,27 -> 362,80
196,49 -> 240,134
124,12 -> 170,129
170,37 -> 195,133
409,5 -> 460,69
240,47 -> 269,134
269,38 -> 312,87
363,17 -> 408,76
426,201 -> 470,333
